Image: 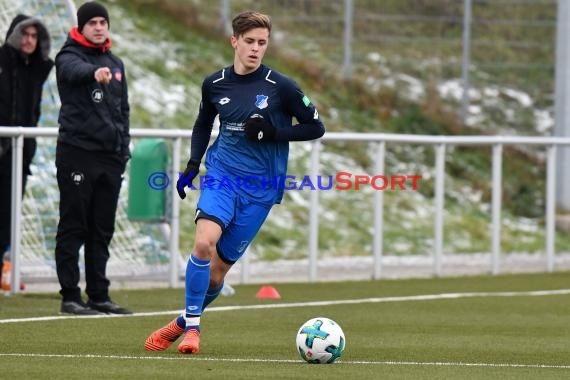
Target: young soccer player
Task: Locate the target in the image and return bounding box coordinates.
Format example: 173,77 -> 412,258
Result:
144,11 -> 325,354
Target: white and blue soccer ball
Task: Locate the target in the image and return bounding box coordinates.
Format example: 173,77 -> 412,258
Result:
296,317 -> 346,364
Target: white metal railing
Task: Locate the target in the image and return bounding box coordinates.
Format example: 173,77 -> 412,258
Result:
317,133 -> 565,281
2,126 -> 569,294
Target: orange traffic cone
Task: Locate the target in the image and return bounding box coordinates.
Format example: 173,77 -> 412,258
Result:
1,260 -> 11,291
256,285 -> 281,299
1,261 -> 25,291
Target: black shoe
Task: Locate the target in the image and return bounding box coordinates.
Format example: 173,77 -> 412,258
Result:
60,300 -> 104,315
87,300 -> 133,315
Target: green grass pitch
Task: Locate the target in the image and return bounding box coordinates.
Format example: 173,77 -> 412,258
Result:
1,272 -> 569,379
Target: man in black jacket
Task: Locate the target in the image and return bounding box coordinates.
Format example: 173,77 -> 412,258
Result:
0,14 -> 54,288
54,1 -> 131,315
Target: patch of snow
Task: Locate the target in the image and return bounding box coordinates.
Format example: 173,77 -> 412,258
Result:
165,60 -> 180,70
396,73 -> 425,101
381,77 -> 396,88
503,88 -> 533,107
534,109 -> 554,133
465,113 -> 485,127
367,52 -> 386,64
483,87 -> 500,98
438,79 -> 463,101
468,104 -> 482,115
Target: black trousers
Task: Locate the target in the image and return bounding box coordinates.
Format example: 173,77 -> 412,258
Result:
55,144 -> 124,303
0,139 -> 35,284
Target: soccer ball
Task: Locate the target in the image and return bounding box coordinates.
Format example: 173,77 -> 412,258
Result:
296,317 -> 346,364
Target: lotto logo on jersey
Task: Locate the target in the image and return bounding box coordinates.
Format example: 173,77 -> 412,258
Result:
255,94 -> 268,109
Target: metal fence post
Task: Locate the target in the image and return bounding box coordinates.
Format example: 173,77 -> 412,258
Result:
308,139 -> 321,282
433,143 -> 446,277
491,143 -> 503,275
373,141 -> 385,279
169,136 -> 182,287
545,145 -> 557,272
9,133 -> 24,295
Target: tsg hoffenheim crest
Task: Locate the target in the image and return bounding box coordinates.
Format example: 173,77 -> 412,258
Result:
255,94 -> 268,109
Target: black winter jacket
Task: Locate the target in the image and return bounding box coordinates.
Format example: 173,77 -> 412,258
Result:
55,28 -> 130,157
0,14 -> 54,169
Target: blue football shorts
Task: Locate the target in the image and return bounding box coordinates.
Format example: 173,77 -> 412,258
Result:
195,178 -> 272,265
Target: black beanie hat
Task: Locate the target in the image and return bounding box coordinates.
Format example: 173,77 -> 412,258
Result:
77,1 -> 109,32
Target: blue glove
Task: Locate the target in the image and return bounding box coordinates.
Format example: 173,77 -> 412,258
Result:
177,159 -> 200,199
244,114 -> 276,142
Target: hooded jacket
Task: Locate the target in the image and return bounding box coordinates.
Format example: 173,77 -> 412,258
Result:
55,27 -> 130,158
0,14 -> 54,167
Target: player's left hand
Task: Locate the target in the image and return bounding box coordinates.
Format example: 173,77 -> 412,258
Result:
244,114 -> 276,142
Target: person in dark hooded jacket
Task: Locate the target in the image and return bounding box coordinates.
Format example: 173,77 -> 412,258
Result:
54,1 -> 131,315
0,14 -> 54,288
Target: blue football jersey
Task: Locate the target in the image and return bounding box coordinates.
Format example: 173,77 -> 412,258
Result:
190,64 -> 324,205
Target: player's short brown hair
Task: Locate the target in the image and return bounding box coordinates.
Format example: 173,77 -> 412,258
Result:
232,11 -> 271,38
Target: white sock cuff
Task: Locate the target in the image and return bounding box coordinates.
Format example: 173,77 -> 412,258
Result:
184,316 -> 201,326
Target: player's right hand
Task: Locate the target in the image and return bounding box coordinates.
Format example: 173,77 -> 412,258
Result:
177,159 -> 201,199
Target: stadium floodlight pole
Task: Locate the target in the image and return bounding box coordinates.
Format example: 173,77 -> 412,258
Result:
460,0 -> 472,126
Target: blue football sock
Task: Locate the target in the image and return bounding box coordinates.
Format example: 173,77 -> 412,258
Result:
175,315 -> 185,329
202,282 -> 224,310
184,254 -> 210,319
